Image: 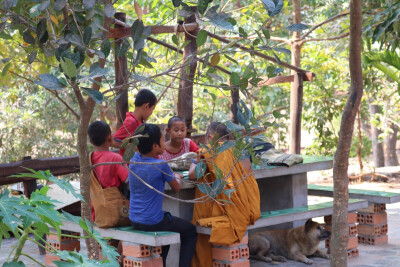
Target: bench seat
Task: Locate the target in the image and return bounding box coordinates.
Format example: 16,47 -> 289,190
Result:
57,219 -> 180,247
196,199 -> 368,235
308,184 -> 400,204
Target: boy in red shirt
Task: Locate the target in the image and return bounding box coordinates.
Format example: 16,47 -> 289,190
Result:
88,121 -> 129,222
112,89 -> 157,156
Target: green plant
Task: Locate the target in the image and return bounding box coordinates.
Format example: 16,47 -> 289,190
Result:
0,169 -> 118,266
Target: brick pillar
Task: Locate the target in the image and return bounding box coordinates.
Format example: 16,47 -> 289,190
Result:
121,241 -> 163,267
357,203 -> 388,245
324,212 -> 359,259
212,233 -> 250,267
45,230 -> 81,266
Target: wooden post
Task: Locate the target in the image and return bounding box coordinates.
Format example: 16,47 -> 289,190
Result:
230,88 -> 239,124
177,8 -> 198,136
289,72 -> 303,154
114,12 -> 129,128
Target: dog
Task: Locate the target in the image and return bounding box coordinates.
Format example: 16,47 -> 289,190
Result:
248,219 -> 331,265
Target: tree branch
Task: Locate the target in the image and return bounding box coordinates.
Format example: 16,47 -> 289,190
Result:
300,12 -> 350,40
301,32 -> 350,44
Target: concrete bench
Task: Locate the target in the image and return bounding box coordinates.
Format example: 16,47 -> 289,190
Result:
46,218 -> 180,266
308,184 -> 400,204
196,198 -> 368,235
308,184 -> 400,246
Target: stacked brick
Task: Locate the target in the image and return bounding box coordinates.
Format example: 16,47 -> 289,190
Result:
45,231 -> 81,266
212,233 -> 250,267
122,241 -> 163,267
324,213 -> 359,259
357,204 -> 388,245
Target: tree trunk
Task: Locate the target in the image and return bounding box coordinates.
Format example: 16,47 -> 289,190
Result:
230,88 -> 239,124
115,12 -> 129,129
177,8 -> 198,136
384,119 -> 399,166
289,0 -> 303,154
369,104 -> 384,167
331,0 -> 363,266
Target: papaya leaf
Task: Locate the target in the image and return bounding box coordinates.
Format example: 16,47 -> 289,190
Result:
2,262 -> 26,267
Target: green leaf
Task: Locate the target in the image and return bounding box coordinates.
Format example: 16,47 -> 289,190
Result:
2,62 -> 11,76
261,0 -> 275,13
118,39 -> 130,57
134,38 -> 145,51
0,190 -> 21,231
28,51 -> 37,64
286,23 -> 309,32
213,165 -> 223,180
36,18 -> 48,44
224,54 -> 238,65
269,0 -> 283,16
172,0 -> 182,8
262,28 -> 270,40
54,0 -> 66,11
238,27 -> 247,38
195,162 -> 206,179
230,72 -> 240,86
60,58 -> 77,79
23,31 -> 35,45
130,19 -> 144,42
272,110 -> 285,118
210,53 -> 220,66
197,183 -> 212,195
104,3 -> 116,18
81,62 -> 108,81
38,0 -> 50,12
198,0 -> 212,15
273,47 -> 291,55
101,39 -> 111,58
2,0 -> 18,10
83,27 -> 92,45
34,74 -> 66,90
196,30 -> 208,46
172,35 -> 179,46
123,142 -> 137,161
83,0 -> 96,10
82,88 -> 103,104
219,140 -> 235,154
205,5 -> 234,31
223,188 -> 235,198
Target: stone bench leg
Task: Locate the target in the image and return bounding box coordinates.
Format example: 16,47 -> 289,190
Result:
45,230 -> 81,266
211,233 -> 250,267
357,204 -> 388,245
324,213 -> 359,259
121,241 -> 163,267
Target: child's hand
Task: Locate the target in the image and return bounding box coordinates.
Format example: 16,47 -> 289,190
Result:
174,173 -> 183,180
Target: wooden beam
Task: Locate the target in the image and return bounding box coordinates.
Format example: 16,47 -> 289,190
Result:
257,72 -> 314,86
206,31 -> 311,74
0,156 -> 80,186
110,22 -> 198,39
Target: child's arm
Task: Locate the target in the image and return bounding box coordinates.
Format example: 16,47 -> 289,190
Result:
188,163 -> 197,180
168,173 -> 182,192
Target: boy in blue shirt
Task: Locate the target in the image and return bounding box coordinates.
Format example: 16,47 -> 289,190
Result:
129,124 -> 197,267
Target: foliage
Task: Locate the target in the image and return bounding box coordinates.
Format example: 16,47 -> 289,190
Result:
0,169 -> 118,266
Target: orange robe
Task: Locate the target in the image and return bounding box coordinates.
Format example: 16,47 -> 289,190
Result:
191,147 -> 261,267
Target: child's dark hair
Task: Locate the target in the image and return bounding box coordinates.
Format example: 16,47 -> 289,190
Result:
88,121 -> 111,146
207,122 -> 229,141
167,116 -> 186,128
137,124 -> 162,154
135,89 -> 157,107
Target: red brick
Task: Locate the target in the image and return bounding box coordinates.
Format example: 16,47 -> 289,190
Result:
325,223 -> 357,236
358,234 -> 388,245
213,261 -> 224,267
358,224 -> 388,236
363,212 -> 387,225
152,246 -> 162,255
224,259 -> 250,267
212,247 -> 240,261
46,240 -> 80,252
122,243 -> 151,258
325,236 -> 357,250
123,256 -> 162,267
328,248 -> 359,259
45,253 -> 60,267
324,213 -> 356,224
358,204 -> 386,214
357,213 -> 365,224
238,245 -> 249,259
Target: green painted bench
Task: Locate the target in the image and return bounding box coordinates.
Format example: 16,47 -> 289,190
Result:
54,219 -> 180,247
308,184 -> 400,205
196,199 -> 368,235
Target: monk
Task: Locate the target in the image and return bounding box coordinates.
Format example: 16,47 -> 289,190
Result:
189,122 -> 261,267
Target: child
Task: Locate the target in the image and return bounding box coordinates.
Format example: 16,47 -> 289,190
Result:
112,89 -> 157,156
88,121 -> 129,223
159,116 -> 199,161
189,122 -> 260,267
129,124 -> 197,267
